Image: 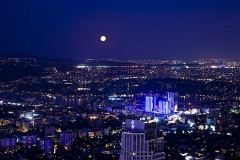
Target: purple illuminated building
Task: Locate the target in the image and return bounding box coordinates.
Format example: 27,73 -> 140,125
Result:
145,92 -> 177,114
22,135 -> 37,148
40,138 -> 53,153
60,131 -> 73,149
0,138 -> 16,150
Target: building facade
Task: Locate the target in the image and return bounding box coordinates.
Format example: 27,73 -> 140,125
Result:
145,96 -> 155,112
120,119 -> 165,160
60,131 -> 73,149
22,135 -> 37,148
39,138 -> 53,153
145,92 -> 177,114
157,100 -> 169,114
0,138 -> 16,150
166,92 -> 175,113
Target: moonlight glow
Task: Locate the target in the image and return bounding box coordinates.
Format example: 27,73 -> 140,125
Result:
100,36 -> 106,42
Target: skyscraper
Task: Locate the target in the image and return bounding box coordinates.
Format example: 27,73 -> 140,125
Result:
174,92 -> 178,112
0,138 -> 16,150
40,138 -> 53,153
145,96 -> 156,112
22,135 -> 37,148
60,131 -> 73,150
120,119 -> 165,160
158,100 -> 169,114
166,92 -> 174,113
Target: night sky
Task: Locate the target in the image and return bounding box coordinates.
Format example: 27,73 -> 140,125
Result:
0,0 -> 240,60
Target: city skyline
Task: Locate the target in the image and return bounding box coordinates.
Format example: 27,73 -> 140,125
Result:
0,1 -> 240,60
0,53 -> 240,159
2,53 -> 240,61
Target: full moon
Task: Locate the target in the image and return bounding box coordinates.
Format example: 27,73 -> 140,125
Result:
100,36 -> 106,42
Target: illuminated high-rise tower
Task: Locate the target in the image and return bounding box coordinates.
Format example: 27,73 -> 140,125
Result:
120,119 -> 165,160
39,138 -> 53,153
166,92 -> 174,113
158,100 -> 169,114
174,92 -> 178,112
145,96 -> 156,112
145,93 -> 177,114
60,131 -> 73,150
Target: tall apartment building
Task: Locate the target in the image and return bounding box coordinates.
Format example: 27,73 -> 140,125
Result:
166,92 -> 174,113
39,138 -> 53,153
120,119 -> 165,160
145,92 -> 177,115
157,100 -> 169,115
60,131 -> 73,150
0,138 -> 16,150
145,96 -> 156,112
22,135 -> 37,148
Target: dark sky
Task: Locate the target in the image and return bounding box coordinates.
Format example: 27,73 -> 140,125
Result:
0,0 -> 240,60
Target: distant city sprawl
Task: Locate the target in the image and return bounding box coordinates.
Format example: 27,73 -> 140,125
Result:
0,56 -> 240,159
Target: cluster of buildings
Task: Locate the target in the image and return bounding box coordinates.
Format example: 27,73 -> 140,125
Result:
1,57 -> 240,103
1,56 -> 240,159
0,96 -> 122,159
0,90 -> 240,159
145,92 -> 177,114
